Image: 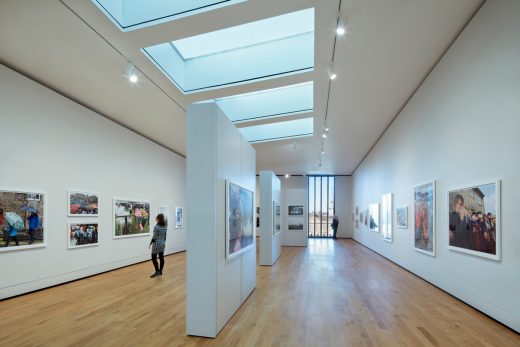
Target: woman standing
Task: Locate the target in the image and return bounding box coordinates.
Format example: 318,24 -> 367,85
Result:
149,213 -> 167,278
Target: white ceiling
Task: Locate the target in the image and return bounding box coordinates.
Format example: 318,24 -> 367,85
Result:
0,0 -> 483,174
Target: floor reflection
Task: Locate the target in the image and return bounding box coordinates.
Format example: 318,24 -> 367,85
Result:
308,238 -> 336,256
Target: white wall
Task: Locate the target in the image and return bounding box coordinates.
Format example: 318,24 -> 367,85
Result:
0,65 -> 186,299
259,171 -> 281,265
281,176 -> 308,246
351,0 -> 520,333
186,103 -> 256,338
335,176 -> 352,238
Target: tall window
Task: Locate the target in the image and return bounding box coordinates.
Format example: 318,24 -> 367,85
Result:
308,176 -> 335,238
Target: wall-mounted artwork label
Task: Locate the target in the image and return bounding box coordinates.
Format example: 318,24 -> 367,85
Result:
288,205 -> 304,216
369,203 -> 380,232
226,181 -> 254,260
68,223 -> 99,249
287,217 -> 304,231
414,181 -> 435,256
0,190 -> 46,252
113,199 -> 151,238
448,180 -> 500,261
175,207 -> 183,229
381,193 -> 392,242
68,191 -> 99,216
273,201 -> 281,235
396,207 -> 408,229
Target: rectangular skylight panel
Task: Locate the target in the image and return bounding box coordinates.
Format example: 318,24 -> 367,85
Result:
216,82 -> 313,122
172,8 -> 314,60
94,0 -> 246,31
239,117 -> 314,143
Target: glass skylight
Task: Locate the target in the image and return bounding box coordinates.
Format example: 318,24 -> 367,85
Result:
213,82 -> 313,123
93,0 -> 246,31
142,8 -> 314,93
239,117 -> 314,143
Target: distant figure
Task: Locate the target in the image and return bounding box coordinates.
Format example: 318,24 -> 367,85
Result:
27,212 -> 40,244
149,213 -> 168,278
134,207 -> 143,232
331,215 -> 339,239
4,224 -> 19,246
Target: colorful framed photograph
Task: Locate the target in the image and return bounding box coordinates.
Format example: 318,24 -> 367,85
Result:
414,181 -> 435,256
68,190 -> 99,217
0,189 -> 46,252
113,199 -> 151,238
226,181 -> 254,260
175,207 -> 183,229
396,207 -> 408,229
273,201 -> 281,235
68,223 -> 99,249
447,180 -> 500,261
381,193 -> 392,242
369,203 -> 380,232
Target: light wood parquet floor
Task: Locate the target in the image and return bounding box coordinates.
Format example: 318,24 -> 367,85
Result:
1,239 -> 518,346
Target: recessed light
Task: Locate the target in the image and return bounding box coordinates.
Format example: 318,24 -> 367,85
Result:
285,173 -> 290,178
129,73 -> 138,83
330,73 -> 337,80
322,133 -> 327,138
336,27 -> 345,35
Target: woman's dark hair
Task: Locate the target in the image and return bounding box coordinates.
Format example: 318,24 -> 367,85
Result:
156,213 -> 167,227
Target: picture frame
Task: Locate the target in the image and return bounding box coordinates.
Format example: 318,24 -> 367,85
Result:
68,190 -> 99,217
0,189 -> 47,252
381,193 -> 392,242
175,207 -> 183,229
369,203 -> 380,232
396,206 -> 408,229
113,198 -> 151,239
226,180 -> 255,260
447,180 -> 500,261
287,217 -> 304,231
273,201 -> 281,235
288,205 -> 304,216
68,222 -> 99,249
414,181 -> 436,256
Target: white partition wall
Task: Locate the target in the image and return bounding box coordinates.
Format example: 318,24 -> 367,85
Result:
259,171 -> 281,265
186,103 -> 256,338
282,176 -> 308,247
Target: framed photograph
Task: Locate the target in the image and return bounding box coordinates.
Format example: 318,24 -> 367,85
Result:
381,193 -> 392,242
355,206 -> 359,216
113,199 -> 151,238
0,189 -> 46,252
273,201 -> 281,235
369,203 -> 380,232
355,219 -> 359,229
396,206 -> 408,229
447,180 -> 500,261
158,206 -> 169,228
68,223 -> 99,249
287,217 -> 304,231
359,212 -> 364,226
364,209 -> 369,225
175,207 -> 183,229
68,190 -> 99,217
288,205 -> 304,216
414,181 -> 435,256
226,181 -> 254,260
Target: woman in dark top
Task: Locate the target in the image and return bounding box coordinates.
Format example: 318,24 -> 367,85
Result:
149,213 -> 168,278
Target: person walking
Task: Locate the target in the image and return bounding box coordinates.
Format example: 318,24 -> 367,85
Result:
27,211 -> 40,244
149,213 -> 167,278
4,224 -> 19,246
331,215 -> 339,239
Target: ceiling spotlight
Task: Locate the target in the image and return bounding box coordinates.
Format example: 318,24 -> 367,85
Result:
325,127 -> 330,133
321,149 -> 325,155
285,173 -> 290,178
129,73 -> 138,83
124,62 -> 139,83
322,133 -> 327,139
336,26 -> 346,35
330,73 -> 337,80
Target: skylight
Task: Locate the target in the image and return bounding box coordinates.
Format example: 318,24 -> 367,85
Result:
142,8 -> 314,93
239,118 -> 314,143
213,82 -> 313,123
93,0 -> 246,31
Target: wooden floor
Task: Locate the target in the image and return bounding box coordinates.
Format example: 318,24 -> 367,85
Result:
1,239 -> 518,347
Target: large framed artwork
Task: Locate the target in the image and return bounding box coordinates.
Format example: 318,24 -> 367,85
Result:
68,223 -> 99,249
273,201 -> 281,235
113,199 -> 151,238
0,189 -> 46,252
158,206 -> 169,228
68,190 -> 99,217
381,193 -> 392,242
288,205 -> 304,216
447,180 -> 500,261
369,203 -> 380,232
414,181 -> 435,256
175,207 -> 183,229
396,207 -> 408,229
226,181 -> 254,260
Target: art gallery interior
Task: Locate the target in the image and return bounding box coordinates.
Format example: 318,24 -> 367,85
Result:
0,0 -> 519,345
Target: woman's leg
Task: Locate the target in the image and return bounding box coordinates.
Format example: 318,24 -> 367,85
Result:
159,252 -> 164,274
151,253 -> 159,272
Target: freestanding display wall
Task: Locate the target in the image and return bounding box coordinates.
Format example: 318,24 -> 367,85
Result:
259,170 -> 281,266
186,102 -> 256,338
